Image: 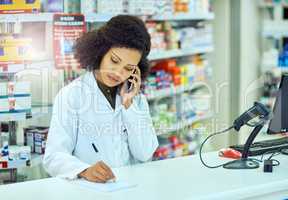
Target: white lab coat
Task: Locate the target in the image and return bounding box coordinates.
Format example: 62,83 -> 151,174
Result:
43,71 -> 159,179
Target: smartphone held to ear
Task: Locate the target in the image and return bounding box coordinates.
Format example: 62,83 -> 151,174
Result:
125,77 -> 134,93
125,69 -> 136,93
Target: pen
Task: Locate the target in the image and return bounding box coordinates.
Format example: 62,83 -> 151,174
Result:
92,143 -> 98,153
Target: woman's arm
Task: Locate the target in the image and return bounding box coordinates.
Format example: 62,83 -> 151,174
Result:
43,87 -> 90,179
121,94 -> 159,162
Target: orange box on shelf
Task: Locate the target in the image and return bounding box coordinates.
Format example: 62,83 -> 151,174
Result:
0,0 -> 40,14
154,59 -> 177,72
173,74 -> 181,85
0,37 -> 32,63
169,66 -> 181,75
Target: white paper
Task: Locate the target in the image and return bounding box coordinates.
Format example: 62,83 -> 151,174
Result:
70,179 -> 137,193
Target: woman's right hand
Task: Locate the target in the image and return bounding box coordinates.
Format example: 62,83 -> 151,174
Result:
78,161 -> 116,183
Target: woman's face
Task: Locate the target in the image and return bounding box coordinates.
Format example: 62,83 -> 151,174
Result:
96,47 -> 142,87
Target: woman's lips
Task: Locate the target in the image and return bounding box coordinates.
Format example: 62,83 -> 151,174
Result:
107,74 -> 121,83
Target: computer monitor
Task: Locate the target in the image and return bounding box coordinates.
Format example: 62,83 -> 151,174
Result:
267,73 -> 288,134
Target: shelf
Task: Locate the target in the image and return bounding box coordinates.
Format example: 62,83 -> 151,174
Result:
258,1 -> 288,8
0,60 -> 54,75
146,81 -> 208,101
28,105 -> 53,120
148,45 -> 214,60
0,154 -> 43,170
261,65 -> 288,73
0,157 -> 28,170
0,112 -> 26,122
0,13 -> 54,22
0,105 -> 52,122
0,12 -> 214,23
262,21 -> 288,38
84,13 -> 116,23
77,12 -> 215,23
142,13 -> 214,21
156,112 -> 213,135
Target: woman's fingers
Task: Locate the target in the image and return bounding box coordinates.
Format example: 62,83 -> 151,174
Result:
95,164 -> 110,179
99,161 -> 116,180
92,173 -> 107,183
128,78 -> 140,93
130,73 -> 140,83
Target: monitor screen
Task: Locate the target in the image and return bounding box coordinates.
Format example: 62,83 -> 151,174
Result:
267,73 -> 288,134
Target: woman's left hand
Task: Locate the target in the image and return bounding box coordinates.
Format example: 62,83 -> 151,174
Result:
120,67 -> 141,109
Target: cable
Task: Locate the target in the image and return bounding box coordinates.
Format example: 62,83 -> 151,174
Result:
199,126 -> 234,169
257,151 -> 281,167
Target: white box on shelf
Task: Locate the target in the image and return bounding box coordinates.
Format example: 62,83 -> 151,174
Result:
0,81 -> 31,96
0,96 -> 31,112
0,98 -> 9,112
81,0 -> 97,14
97,0 -> 125,15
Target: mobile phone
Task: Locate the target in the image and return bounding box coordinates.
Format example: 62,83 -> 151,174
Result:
126,69 -> 137,93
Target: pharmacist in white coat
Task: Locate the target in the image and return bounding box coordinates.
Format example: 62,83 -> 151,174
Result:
43,15 -> 159,183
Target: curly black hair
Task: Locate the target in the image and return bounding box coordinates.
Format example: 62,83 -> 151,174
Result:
74,15 -> 151,81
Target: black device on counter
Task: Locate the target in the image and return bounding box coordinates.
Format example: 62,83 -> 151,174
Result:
231,74 -> 288,157
222,102 -> 271,169
199,102 -> 271,169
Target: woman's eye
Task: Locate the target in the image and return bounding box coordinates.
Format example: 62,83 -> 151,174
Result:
125,67 -> 134,71
111,58 -> 119,64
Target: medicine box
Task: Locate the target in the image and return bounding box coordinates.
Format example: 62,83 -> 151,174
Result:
0,37 -> 32,63
0,81 -> 31,96
0,0 -> 40,14
0,96 -> 31,112
44,0 -> 64,12
24,127 -> 48,154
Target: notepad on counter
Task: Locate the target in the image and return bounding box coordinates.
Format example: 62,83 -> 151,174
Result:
70,179 -> 137,193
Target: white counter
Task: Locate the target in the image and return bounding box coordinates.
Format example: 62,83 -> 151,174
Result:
1,152 -> 288,200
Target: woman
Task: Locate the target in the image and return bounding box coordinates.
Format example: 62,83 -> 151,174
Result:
43,15 -> 159,183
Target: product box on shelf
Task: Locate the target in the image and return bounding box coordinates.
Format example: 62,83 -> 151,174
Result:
0,96 -> 31,113
24,126 -> 49,154
81,0 -> 97,14
0,81 -> 31,114
0,0 -> 40,14
0,37 -> 32,63
42,0 -> 64,12
0,81 -> 31,97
